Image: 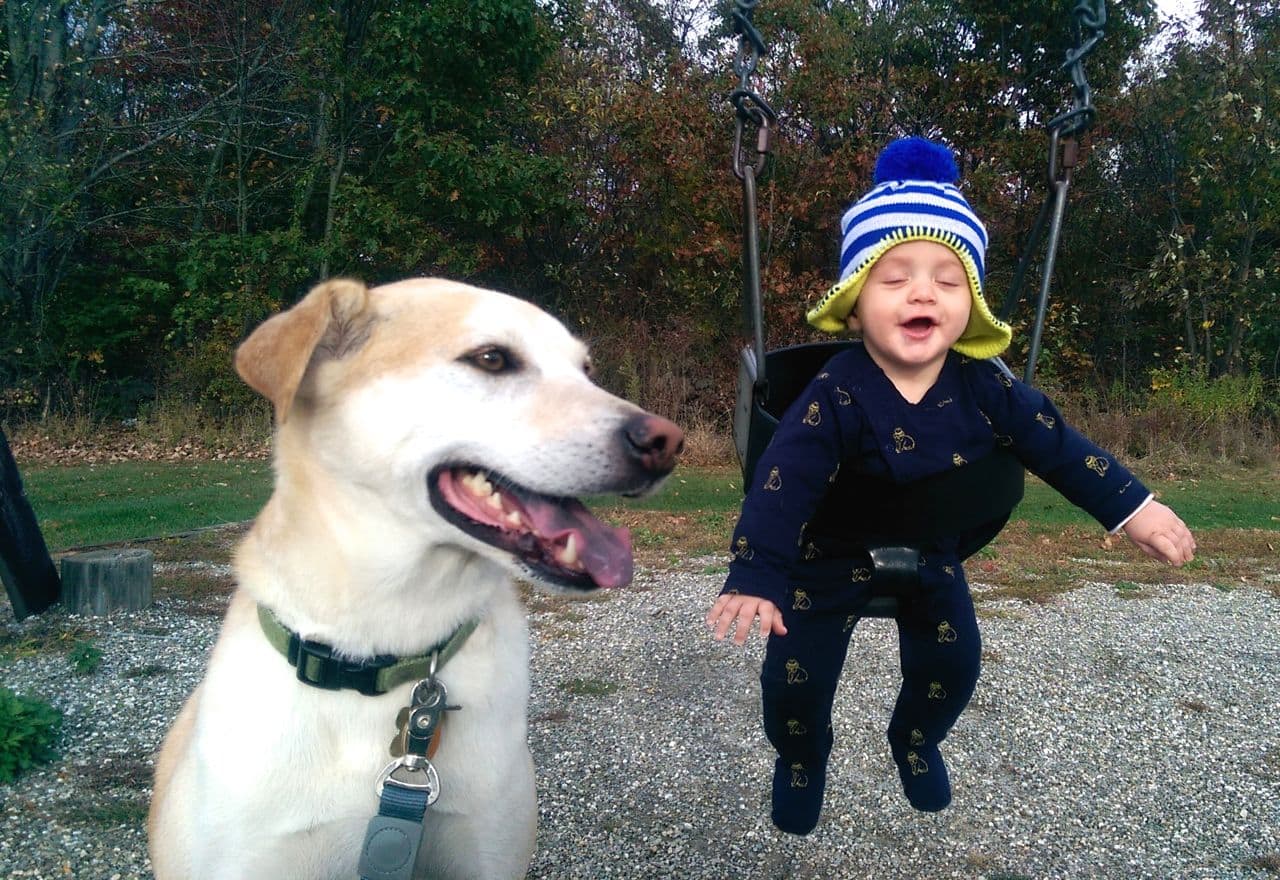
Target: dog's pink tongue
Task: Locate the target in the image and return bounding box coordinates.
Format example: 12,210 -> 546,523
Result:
526,499 -> 634,588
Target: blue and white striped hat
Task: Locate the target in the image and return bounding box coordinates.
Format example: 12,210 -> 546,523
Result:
806,137 -> 1011,359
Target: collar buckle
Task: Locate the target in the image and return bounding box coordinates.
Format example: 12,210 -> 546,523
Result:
287,635 -> 382,695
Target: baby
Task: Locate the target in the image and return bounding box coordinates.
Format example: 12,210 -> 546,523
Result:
706,137 -> 1195,834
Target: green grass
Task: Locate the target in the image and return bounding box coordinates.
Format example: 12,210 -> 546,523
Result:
1017,471 -> 1279,531
614,464 -> 1278,532
597,468 -> 746,513
56,795 -> 149,828
22,460 -> 272,551
560,677 -> 621,697
16,459 -> 1279,553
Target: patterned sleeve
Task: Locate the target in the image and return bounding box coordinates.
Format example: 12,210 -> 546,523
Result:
967,363 -> 1151,532
722,371 -> 858,606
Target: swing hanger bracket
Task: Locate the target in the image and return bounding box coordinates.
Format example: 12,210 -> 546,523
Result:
729,0 -> 775,182
731,88 -> 775,181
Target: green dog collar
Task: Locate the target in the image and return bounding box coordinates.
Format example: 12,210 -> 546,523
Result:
257,604 -> 479,696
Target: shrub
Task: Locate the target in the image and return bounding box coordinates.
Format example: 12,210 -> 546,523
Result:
0,688 -> 63,783
1147,365 -> 1265,424
155,332 -> 264,423
68,640 -> 103,675
1054,365 -> 1276,466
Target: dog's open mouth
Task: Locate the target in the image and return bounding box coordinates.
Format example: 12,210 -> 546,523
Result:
430,466 -> 633,590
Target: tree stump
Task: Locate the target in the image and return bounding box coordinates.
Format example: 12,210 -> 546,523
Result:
60,549 -> 154,616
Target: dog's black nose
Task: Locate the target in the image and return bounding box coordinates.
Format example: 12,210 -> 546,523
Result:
623,414 -> 684,475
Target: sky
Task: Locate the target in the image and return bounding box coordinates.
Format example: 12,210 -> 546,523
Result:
1155,0 -> 1201,25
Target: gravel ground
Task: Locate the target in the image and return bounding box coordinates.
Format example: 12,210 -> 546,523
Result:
2,563 -> 1278,879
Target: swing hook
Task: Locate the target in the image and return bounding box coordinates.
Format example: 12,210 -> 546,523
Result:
729,0 -> 776,182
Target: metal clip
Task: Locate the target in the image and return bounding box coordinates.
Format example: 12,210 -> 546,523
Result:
412,675 -> 447,711
375,754 -> 441,806
394,672 -> 462,759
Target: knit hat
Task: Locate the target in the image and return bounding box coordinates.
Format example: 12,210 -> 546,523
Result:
806,137 -> 1012,359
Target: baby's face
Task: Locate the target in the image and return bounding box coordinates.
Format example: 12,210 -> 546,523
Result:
848,240 -> 972,377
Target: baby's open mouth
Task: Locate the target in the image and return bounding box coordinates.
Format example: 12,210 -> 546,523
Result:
429,465 -> 633,591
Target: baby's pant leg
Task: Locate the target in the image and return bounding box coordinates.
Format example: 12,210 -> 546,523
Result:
760,601 -> 857,765
890,572 -> 981,741
887,567 -> 981,810
759,592 -> 858,833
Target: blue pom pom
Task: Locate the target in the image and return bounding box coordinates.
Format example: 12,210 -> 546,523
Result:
873,137 -> 959,185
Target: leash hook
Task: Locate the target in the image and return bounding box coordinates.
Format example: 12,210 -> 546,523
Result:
374,754 -> 442,805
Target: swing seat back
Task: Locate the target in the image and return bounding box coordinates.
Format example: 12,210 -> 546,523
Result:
733,342 -> 1025,618
734,341 -> 856,483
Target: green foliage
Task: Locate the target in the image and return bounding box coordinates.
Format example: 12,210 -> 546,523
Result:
1148,364 -> 1265,423
156,333 -> 264,421
0,688 -> 62,783
0,0 -> 1276,429
173,230 -> 322,349
68,640 -> 104,675
1110,0 -> 1280,378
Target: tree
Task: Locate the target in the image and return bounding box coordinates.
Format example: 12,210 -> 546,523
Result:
1114,0 -> 1280,376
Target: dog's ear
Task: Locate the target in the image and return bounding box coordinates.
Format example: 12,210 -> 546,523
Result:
235,278 -> 372,422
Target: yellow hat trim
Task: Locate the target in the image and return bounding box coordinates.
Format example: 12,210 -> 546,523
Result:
805,228 -> 1012,360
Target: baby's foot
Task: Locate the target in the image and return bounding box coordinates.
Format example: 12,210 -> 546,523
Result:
770,756 -> 826,835
890,741 -> 951,812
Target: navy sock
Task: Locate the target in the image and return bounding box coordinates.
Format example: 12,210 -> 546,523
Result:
890,740 -> 951,812
770,756 -> 826,835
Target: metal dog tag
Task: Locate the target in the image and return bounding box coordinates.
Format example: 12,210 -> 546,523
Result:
389,706 -> 411,758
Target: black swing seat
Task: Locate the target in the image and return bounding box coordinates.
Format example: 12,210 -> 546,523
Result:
733,342 -> 1025,618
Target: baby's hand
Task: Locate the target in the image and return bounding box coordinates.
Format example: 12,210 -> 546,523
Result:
705,593 -> 787,645
1122,500 -> 1196,565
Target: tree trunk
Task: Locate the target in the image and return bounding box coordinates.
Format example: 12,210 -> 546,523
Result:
319,140 -> 347,281
1182,298 -> 1197,362
1224,225 -> 1256,374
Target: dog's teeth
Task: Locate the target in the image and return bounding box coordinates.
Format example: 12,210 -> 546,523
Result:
561,534 -> 578,566
506,511 -> 523,527
461,471 -> 496,499
486,492 -> 504,511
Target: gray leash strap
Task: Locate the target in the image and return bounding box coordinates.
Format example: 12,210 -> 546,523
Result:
358,800 -> 427,880
358,661 -> 456,880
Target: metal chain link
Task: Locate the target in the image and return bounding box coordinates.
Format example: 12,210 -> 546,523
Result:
1048,0 -> 1106,140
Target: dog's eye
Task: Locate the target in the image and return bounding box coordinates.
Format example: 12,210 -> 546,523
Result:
465,346 -> 515,373
583,358 -> 593,377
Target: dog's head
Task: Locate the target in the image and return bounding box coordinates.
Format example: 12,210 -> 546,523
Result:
235,277 -> 682,593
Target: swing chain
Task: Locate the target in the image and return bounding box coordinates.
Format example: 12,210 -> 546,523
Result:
730,0 -> 765,80
727,0 -> 774,386
729,0 -> 775,181
1046,0 -> 1106,169
1003,0 -> 1107,384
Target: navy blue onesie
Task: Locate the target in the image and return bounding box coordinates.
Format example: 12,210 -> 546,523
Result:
723,343 -> 1150,824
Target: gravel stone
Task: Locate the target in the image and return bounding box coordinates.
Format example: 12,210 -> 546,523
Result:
2,567 -> 1277,878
